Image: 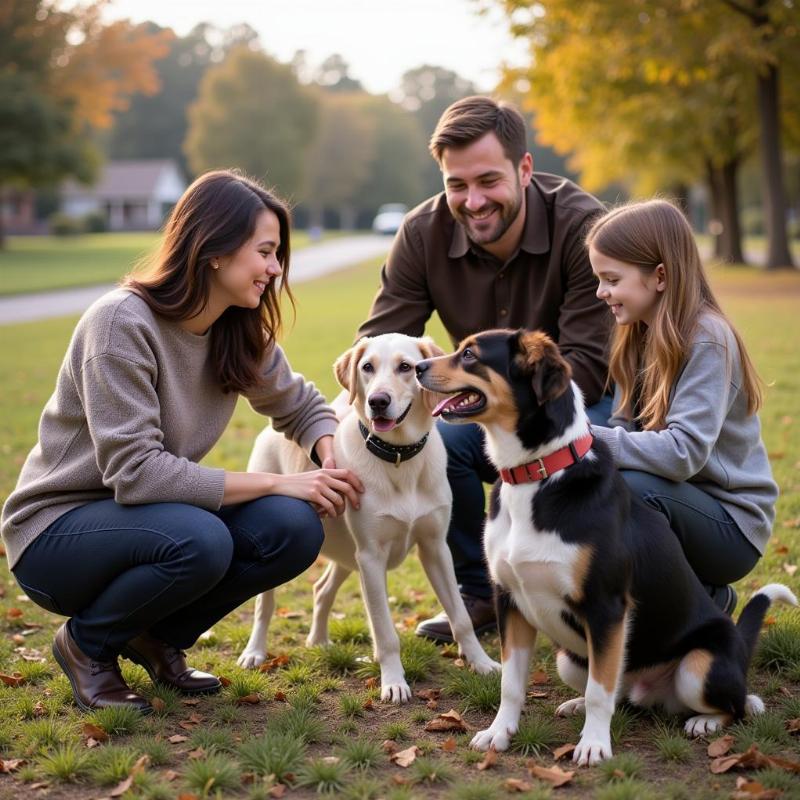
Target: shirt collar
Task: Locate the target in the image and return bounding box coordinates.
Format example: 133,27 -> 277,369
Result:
447,181 -> 551,259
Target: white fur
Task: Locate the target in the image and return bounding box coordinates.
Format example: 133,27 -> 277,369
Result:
237,334 -> 499,701
753,584 -> 798,606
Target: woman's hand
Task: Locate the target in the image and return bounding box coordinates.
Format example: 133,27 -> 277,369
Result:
268,466 -> 363,517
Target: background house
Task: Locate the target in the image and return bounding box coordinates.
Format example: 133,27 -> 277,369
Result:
61,159 -> 186,231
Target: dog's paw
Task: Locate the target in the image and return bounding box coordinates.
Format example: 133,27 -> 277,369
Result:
470,654 -> 501,674
305,633 -> 331,647
237,649 -> 267,669
684,714 -> 727,737
745,694 -> 765,716
471,726 -> 513,752
573,736 -> 612,765
381,680 -> 412,704
556,696 -> 586,717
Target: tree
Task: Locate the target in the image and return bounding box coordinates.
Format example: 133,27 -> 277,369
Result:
108,23 -> 262,175
313,54 -> 364,93
184,48 -> 320,200
0,0 -> 169,245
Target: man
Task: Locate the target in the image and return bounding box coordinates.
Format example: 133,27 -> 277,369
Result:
356,96 -> 612,642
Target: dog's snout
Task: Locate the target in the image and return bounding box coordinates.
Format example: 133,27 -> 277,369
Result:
415,360 -> 430,377
368,392 -> 391,412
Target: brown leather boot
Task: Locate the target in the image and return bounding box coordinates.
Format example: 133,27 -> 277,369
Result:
415,594 -> 497,643
121,632 -> 221,695
52,623 -> 152,713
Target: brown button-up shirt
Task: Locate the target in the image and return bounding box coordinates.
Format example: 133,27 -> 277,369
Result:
357,173 -> 611,405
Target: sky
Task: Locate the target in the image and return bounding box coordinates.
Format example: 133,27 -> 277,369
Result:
102,0 -> 528,95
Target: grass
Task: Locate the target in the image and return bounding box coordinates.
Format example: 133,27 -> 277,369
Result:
0,229 -> 323,295
0,258 -> 798,798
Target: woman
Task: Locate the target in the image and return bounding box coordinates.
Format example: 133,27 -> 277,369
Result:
586,199 -> 777,615
1,170 -> 363,712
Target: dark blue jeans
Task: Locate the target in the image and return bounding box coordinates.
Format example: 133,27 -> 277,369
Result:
12,496 -> 323,661
439,395 -> 614,598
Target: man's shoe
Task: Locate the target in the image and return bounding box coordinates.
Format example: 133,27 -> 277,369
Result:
52,623 -> 152,713
121,632 -> 221,695
717,586 -> 738,617
415,594 -> 497,643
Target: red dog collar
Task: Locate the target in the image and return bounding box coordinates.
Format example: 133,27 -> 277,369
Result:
500,433 -> 594,485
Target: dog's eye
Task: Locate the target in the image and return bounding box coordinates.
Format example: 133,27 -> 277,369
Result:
398,362 -> 412,373
462,349 -> 476,362
361,362 -> 374,373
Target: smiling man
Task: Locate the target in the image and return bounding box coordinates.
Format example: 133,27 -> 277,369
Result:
356,96 -> 612,642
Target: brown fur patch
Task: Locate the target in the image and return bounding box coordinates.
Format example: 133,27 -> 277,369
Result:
500,608 -> 537,663
682,649 -> 714,680
516,331 -> 573,404
588,616 -> 628,694
334,340 -> 368,404
568,545 -> 594,605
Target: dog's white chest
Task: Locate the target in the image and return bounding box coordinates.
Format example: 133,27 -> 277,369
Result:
485,484 -> 588,656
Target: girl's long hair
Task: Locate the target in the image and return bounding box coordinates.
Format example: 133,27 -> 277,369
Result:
124,169 -> 294,394
586,199 -> 762,430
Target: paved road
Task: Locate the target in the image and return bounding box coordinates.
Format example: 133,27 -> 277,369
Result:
0,234 -> 392,325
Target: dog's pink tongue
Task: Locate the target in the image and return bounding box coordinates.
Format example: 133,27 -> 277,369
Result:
431,395 -> 459,417
372,418 -> 397,433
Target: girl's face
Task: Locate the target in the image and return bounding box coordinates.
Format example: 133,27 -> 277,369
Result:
589,245 -> 666,326
210,209 -> 283,311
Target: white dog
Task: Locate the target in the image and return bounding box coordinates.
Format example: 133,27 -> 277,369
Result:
239,333 -> 500,702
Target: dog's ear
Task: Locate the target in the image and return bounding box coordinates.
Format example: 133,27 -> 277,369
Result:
516,330 -> 572,405
334,339 -> 368,404
417,336 -> 446,360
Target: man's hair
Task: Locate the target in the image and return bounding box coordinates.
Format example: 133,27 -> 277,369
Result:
429,96 -> 528,165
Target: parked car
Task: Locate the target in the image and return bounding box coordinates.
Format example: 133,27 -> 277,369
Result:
372,203 -> 408,235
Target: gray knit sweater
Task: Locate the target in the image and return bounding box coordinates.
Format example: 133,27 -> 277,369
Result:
592,312 -> 777,555
1,289 -> 338,569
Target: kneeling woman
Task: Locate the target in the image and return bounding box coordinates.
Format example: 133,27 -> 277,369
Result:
1,170 -> 363,712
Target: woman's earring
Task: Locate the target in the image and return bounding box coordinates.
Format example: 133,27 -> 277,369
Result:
212,261 -> 219,270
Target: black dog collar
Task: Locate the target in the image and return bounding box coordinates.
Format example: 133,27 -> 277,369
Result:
358,419 -> 429,467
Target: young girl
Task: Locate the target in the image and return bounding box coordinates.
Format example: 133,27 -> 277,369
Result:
586,199 -> 777,615
1,170 -> 363,712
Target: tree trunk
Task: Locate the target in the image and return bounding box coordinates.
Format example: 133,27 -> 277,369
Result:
756,62 -> 794,268
706,159 -> 746,264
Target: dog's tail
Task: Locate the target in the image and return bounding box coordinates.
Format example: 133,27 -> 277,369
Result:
736,583 -> 798,664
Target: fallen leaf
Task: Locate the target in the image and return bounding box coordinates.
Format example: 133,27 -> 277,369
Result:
363,698 -> 374,710
426,699 -> 438,710
218,675 -> 231,687
612,768 -> 626,779
269,785 -> 287,798
773,543 -> 790,555
168,734 -> 189,744
0,758 -> 26,774
381,739 -> 398,754
505,778 -> 533,792
531,670 -> 549,685
236,693 -> 261,704
29,782 -> 48,790
392,774 -> 410,785
11,634 -> 25,646
178,720 -> 197,731
164,770 -> 179,781
6,608 -> 23,619
441,737 -> 457,753
110,776 -> 134,797
527,690 -> 549,699
390,745 -> 421,767
177,794 -> 200,800
85,737 -> 101,749
0,672 -> 26,687
259,654 -> 290,672
424,708 -> 470,733
783,564 -> 798,576
440,648 -> 459,659
181,698 -> 201,706
188,747 -> 206,759
32,701 -> 46,717
150,697 -> 166,713
477,747 -> 498,770
731,776 -> 784,799
188,713 -> 204,724
364,677 -> 378,689
415,688 -> 441,701
552,743 -> 576,761
276,608 -> 305,619
782,518 -> 800,529
764,615 -> 778,627
786,718 -> 800,734
322,756 -> 340,765
82,722 -> 109,743
274,690 -> 287,702
528,763 -> 574,787
707,734 -> 735,757
709,744 -> 800,774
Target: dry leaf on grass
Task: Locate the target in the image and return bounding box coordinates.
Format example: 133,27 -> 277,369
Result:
786,718 -> 800,734
783,564 -> 798,576
477,747 -> 498,770
531,670 -> 549,685
552,743 -> 576,761
0,758 -> 26,774
390,745 -> 421,767
731,776 -> 784,799
528,763 -> 575,787
0,672 -> 26,687
236,693 -> 261,704
218,675 -> 231,687
381,740 -> 398,754
424,708 -> 470,732
259,654 -> 290,672
505,778 -> 533,792
441,737 -> 457,753
181,698 -> 201,706
709,744 -> 800,774
273,691 -> 287,702
82,723 -> 109,743
164,770 -> 179,781
168,734 -> 189,744
149,697 -> 166,713
269,785 -> 287,798
6,607 -> 23,619
707,734 -> 735,757
364,677 -> 378,689
527,690 -> 548,699
188,747 -> 206,759
109,755 -> 149,798
275,607 -> 305,619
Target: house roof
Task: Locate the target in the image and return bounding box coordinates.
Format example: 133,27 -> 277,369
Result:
62,159 -> 183,201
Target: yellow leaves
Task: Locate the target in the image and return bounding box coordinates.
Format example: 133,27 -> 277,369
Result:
424,709 -> 471,733
390,745 -> 421,767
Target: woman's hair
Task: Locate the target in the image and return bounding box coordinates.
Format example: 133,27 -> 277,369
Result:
125,169 -> 294,394
586,199 -> 762,430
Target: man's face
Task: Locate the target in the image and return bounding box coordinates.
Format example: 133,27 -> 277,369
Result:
441,132 -> 532,248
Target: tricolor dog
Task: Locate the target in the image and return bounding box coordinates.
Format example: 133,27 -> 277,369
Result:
241,333 -> 499,702
416,328 -> 796,764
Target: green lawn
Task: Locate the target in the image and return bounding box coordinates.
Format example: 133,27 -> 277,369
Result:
0,230 -> 325,296
0,261 -> 798,799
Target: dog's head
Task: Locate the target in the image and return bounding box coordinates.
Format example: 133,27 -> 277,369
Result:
415,328 -> 575,444
334,334 -> 446,437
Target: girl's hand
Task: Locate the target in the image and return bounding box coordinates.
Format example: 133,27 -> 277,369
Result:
268,466 -> 363,518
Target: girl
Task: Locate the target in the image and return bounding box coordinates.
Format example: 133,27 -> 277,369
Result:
1,170 -> 363,712
586,199 -> 777,615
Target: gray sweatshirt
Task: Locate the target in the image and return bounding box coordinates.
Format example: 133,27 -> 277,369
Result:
592,312 -> 777,555
1,289 -> 338,569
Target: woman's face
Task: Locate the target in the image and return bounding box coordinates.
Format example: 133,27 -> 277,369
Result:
210,209 -> 283,311
590,245 -> 665,327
